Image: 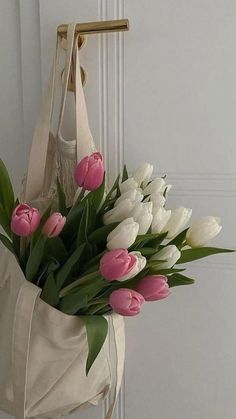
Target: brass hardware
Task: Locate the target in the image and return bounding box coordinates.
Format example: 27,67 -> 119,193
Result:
57,19 -> 129,37
58,19 -> 129,91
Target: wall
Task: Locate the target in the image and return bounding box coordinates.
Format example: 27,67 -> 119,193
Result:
0,1 -> 236,418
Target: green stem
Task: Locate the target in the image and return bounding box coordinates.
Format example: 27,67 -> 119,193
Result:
59,270 -> 100,298
20,237 -> 26,263
72,188 -> 85,208
86,302 -> 109,315
84,250 -> 106,270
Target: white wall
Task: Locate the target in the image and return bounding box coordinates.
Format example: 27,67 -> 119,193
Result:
0,1 -> 236,418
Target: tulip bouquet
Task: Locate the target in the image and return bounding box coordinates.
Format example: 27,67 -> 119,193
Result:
0,155 -> 233,374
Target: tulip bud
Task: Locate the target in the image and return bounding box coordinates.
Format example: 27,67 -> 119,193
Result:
143,178 -> 166,196
186,216 -> 222,248
109,288 -> 145,316
100,249 -> 137,281
107,218 -> 139,250
11,203 -> 40,237
103,199 -> 135,225
120,178 -> 138,194
149,193 -> 166,208
114,188 -> 143,207
133,163 -> 153,187
119,251 -> 147,281
131,202 -> 153,234
42,212 -> 66,238
164,206 -> 192,239
163,184 -> 172,195
151,245 -> 181,269
74,152 -> 104,191
136,275 -> 170,301
100,249 -> 146,282
151,207 -> 171,234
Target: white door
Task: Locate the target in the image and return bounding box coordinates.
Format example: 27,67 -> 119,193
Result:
1,1 -> 236,418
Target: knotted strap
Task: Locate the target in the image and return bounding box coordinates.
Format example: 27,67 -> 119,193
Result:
57,24 -> 96,162
12,281 -> 41,419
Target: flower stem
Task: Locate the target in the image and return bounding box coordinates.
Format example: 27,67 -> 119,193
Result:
85,302 -> 109,315
59,270 -> 100,298
73,188 -> 85,207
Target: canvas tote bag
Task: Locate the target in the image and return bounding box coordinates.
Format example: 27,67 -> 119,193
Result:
0,23 -> 125,419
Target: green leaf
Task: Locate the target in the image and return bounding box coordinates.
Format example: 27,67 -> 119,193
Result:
26,236 -> 47,282
0,233 -> 16,256
41,272 -> 60,306
122,165 -> 129,182
60,292 -> 88,315
148,267 -> 186,275
138,247 -> 158,256
131,231 -> 168,249
167,273 -> 195,287
101,174 -> 120,211
62,204 -> 84,238
77,200 -> 90,246
31,204 -> 52,248
56,177 -> 67,216
177,247 -> 235,264
56,243 -> 85,290
45,237 -> 68,263
81,315 -> 108,375
0,202 -> 11,236
168,228 -> 189,249
88,176 -> 105,211
0,159 -> 15,219
88,223 -> 119,243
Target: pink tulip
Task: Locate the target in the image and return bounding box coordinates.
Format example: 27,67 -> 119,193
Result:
74,152 -> 104,191
100,249 -> 137,281
136,275 -> 170,301
42,212 -> 66,238
11,203 -> 40,237
109,288 -> 145,316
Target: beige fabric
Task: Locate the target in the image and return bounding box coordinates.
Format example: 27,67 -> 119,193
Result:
0,22 -> 125,419
0,250 -> 125,419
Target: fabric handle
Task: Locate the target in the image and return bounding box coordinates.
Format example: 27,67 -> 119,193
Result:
12,282 -> 41,419
57,26 -> 96,160
74,37 -> 96,160
24,36 -> 60,202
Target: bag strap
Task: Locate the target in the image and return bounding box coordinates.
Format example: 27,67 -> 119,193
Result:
105,315 -> 125,419
74,37 -> 96,160
12,281 -> 41,419
24,36 -> 60,202
57,24 -> 96,162
57,22 -> 77,137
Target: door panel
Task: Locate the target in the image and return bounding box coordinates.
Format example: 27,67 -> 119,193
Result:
0,1 -> 236,419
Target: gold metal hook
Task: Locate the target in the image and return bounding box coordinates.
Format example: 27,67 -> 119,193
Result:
58,19 -> 129,91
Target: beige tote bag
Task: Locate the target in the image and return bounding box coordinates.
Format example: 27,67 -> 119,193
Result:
0,23 -> 125,419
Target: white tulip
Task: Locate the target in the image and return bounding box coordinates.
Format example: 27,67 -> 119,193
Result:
163,184 -> 172,195
149,193 -> 166,208
120,178 -> 138,194
151,245 -> 181,269
107,217 -> 139,250
119,251 -> 147,281
143,178 -> 166,196
152,207 -> 171,234
131,202 -> 153,234
115,188 -> 143,207
164,207 -> 192,239
103,199 -> 135,225
133,163 -> 153,187
186,216 -> 222,248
